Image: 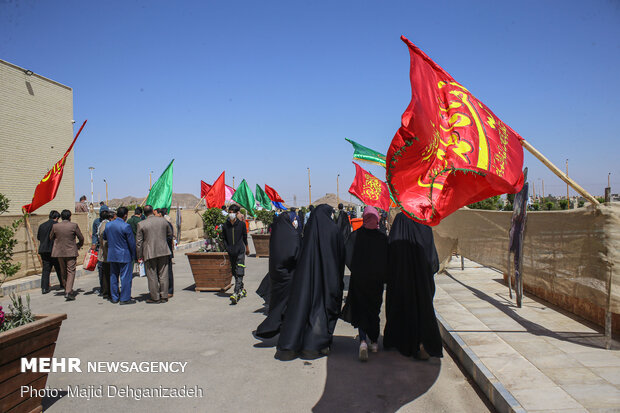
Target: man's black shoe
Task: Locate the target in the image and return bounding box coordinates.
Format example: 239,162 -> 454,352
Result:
110,299 -> 119,304
120,299 -> 136,305
146,299 -> 160,304
65,294 -> 75,301
42,289 -> 50,294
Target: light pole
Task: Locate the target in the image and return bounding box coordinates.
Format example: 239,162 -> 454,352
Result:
337,174 -> 340,205
149,170 -> 153,190
233,176 -> 235,190
566,159 -> 570,202
88,167 -> 95,204
307,168 -> 312,205
103,179 -> 108,205
609,173 -> 611,189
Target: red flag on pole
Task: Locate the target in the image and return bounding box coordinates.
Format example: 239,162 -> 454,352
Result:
200,180 -> 212,199
264,184 -> 285,203
386,36 -> 524,226
22,120 -> 88,214
206,171 -> 225,208
348,162 -> 391,211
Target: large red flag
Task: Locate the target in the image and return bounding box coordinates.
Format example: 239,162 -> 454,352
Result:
200,180 -> 212,199
348,162 -> 391,211
264,184 -> 285,203
386,36 -> 524,226
206,171 -> 225,208
22,120 -> 87,214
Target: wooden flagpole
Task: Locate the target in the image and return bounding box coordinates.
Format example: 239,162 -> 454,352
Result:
194,196 -> 206,210
23,214 -> 42,269
520,139 -> 599,205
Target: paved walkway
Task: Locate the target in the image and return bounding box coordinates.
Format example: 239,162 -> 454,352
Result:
1,243 -> 491,413
435,257 -> 620,413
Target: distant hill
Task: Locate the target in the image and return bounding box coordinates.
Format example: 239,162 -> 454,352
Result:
107,193 -> 201,209
311,193 -> 360,208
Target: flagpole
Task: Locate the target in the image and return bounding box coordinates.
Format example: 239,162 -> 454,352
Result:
520,139 -> 599,205
23,214 -> 42,270
337,174 -> 340,205
194,196 -> 206,210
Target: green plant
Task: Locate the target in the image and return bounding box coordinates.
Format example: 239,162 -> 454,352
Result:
240,208 -> 247,217
596,196 -> 605,204
559,199 -> 569,210
0,194 -> 22,285
201,208 -> 227,252
545,201 -> 554,211
468,195 -> 501,210
530,203 -> 540,211
0,293 -> 34,332
578,200 -> 585,208
299,206 -> 307,214
255,209 -> 275,231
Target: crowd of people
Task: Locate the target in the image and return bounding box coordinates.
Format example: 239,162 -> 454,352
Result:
43,196 -> 440,362
255,202 -> 441,362
39,202 -> 176,305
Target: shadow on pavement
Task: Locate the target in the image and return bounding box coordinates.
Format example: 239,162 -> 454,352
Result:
42,390 -> 67,411
312,335 -> 441,413
446,272 -> 603,348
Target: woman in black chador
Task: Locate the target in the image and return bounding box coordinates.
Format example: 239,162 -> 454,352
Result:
256,211 -> 301,338
276,204 -> 345,359
341,206 -> 388,361
383,212 -> 442,359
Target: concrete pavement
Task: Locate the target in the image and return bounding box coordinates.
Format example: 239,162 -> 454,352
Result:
1,242 -> 492,413
435,257 -> 620,413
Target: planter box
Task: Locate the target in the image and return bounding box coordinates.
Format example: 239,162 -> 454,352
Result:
186,252 -> 232,292
252,234 -> 270,258
0,313 -> 67,413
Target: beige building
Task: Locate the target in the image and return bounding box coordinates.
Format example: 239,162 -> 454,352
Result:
0,59 -> 75,215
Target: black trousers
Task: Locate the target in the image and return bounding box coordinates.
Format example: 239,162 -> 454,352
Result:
40,252 -> 63,291
229,253 -> 246,294
99,262 -> 111,298
167,256 -> 174,295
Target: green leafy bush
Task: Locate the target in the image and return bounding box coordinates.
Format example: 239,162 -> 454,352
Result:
545,202 -> 554,211
468,195 -> 501,210
559,199 -> 569,210
255,209 -> 275,230
0,294 -> 34,332
201,208 -> 227,252
0,194 -> 21,284
530,203 -> 540,211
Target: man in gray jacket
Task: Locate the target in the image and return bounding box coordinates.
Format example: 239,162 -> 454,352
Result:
136,205 -> 172,303
50,209 -> 84,301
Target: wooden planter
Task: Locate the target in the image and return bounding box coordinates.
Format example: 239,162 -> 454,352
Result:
186,252 -> 232,292
0,313 -> 67,413
252,233 -> 270,258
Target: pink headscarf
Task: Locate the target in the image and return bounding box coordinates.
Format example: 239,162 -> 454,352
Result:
362,206 -> 380,229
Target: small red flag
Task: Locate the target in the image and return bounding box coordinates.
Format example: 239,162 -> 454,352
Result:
22,120 -> 87,214
264,184 -> 285,203
200,180 -> 212,199
206,171 -> 225,208
348,162 -> 391,211
387,36 -> 524,225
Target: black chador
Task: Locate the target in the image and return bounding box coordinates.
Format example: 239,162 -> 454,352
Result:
277,204 -> 345,358
256,212 -> 301,338
383,212 -> 443,358
341,209 -> 388,343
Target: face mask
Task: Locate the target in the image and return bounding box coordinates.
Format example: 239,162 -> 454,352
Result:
292,219 -> 299,229
228,213 -> 237,221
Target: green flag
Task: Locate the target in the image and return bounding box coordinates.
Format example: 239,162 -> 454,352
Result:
345,138 -> 386,167
146,159 -> 174,211
255,184 -> 272,210
231,179 -> 256,216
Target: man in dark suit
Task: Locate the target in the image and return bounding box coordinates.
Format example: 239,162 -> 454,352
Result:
37,210 -> 64,294
50,209 -> 84,300
136,205 -> 172,303
103,206 -> 137,305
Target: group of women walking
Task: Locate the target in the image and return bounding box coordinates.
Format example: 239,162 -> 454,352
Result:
255,203 -> 442,362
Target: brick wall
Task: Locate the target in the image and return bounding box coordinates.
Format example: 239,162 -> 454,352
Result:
0,59 -> 75,215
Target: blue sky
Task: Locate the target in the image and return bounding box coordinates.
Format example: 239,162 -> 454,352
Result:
2,0 -> 619,204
